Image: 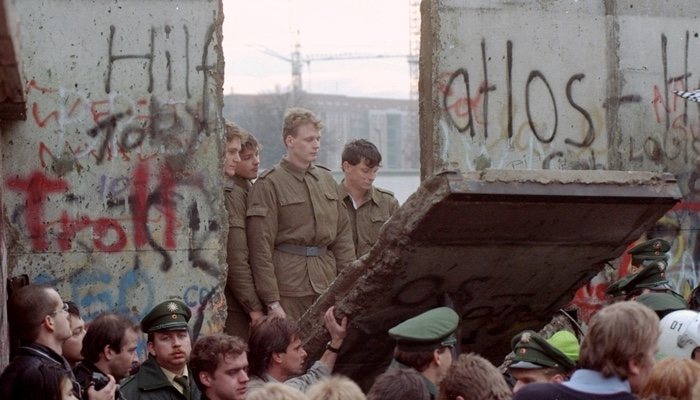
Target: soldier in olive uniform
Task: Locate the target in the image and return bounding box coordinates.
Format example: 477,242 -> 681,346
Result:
388,307 -> 460,400
223,121 -> 264,338
246,107 -> 356,320
338,139 -> 399,258
121,300 -> 200,400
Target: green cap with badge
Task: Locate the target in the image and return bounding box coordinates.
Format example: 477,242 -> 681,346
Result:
389,307 -> 459,352
509,330 -> 578,373
628,239 -> 670,265
606,262 -> 669,297
141,299 -> 192,333
636,291 -> 687,319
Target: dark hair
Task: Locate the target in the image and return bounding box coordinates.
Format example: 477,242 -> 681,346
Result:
190,334 -> 248,391
65,301 -> 81,318
82,313 -> 139,364
341,139 -> 382,168
242,133 -> 261,153
8,284 -> 58,343
18,361 -> 73,400
248,316 -> 300,378
393,348 -> 436,372
367,368 -> 430,400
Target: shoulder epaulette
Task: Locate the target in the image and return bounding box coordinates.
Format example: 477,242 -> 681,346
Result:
376,186 -> 396,196
257,166 -> 275,179
315,164 -> 332,171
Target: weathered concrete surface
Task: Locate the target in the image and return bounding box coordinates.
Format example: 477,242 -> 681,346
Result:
1,0 -> 226,357
301,169 -> 680,387
0,0 -> 24,120
420,0 -> 700,314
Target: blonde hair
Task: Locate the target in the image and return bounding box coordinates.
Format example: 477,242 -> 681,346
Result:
282,107 -> 323,142
307,376 -> 366,400
247,383 -> 309,400
224,119 -> 247,144
579,301 -> 660,379
640,358 -> 700,400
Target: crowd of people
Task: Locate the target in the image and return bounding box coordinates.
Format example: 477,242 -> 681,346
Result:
2,107 -> 700,399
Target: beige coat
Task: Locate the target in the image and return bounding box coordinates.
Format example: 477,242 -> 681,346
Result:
247,158 -> 356,304
338,181 -> 399,258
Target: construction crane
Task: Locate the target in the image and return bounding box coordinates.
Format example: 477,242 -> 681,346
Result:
256,32 -> 409,101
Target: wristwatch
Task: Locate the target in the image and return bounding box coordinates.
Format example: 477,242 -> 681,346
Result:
326,341 -> 341,353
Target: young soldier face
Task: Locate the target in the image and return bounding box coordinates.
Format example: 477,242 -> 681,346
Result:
235,148 -> 260,180
343,158 -> 379,192
148,330 -> 192,373
224,137 -> 242,178
286,123 -> 321,167
202,352 -> 250,400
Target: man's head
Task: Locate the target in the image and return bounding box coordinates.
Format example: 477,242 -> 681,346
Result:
191,334 -> 249,400
367,368 -> 430,400
248,316 -> 306,380
81,313 -> 140,380
141,299 -> 193,374
236,133 -> 261,180
579,301 -> 660,393
306,376 -> 365,400
282,107 -> 323,167
224,120 -> 247,179
62,301 -> 86,366
437,353 -> 512,400
8,284 -> 71,346
389,307 -> 460,385
341,139 -> 382,193
640,357 -> 700,400
508,330 -> 579,393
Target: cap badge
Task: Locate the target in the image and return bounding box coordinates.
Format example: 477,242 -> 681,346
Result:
167,302 -> 179,312
517,348 -> 527,354
520,332 -> 532,343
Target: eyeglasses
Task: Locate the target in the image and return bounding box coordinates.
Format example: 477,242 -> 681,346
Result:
49,302 -> 69,317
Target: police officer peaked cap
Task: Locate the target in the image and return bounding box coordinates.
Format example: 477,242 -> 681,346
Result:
141,299 -> 191,333
509,330 -> 578,373
628,239 -> 670,264
606,262 -> 669,297
389,307 -> 459,352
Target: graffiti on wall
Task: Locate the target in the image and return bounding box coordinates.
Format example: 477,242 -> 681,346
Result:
5,15 -> 225,338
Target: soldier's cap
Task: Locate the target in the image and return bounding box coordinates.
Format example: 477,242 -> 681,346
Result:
606,261 -> 669,297
628,239 -> 670,264
509,330 -> 578,372
389,307 -> 459,352
141,299 -> 191,333
636,291 -> 688,319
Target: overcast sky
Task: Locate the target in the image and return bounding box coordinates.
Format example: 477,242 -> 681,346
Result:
222,0 -> 413,99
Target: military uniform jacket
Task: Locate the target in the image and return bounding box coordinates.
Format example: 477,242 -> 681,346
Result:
246,158 -> 356,303
338,181 -> 399,258
120,357 -> 200,400
224,176 -> 263,313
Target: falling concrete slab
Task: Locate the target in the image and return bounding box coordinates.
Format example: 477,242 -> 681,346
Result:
299,169 -> 681,387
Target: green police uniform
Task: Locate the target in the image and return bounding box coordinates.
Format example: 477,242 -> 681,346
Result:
121,300 -> 200,400
388,307 -> 460,400
509,330 -> 578,373
224,176 -> 263,339
337,181 -> 399,258
247,158 -> 356,320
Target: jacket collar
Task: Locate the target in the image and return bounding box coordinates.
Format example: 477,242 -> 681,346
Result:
280,157 -> 320,182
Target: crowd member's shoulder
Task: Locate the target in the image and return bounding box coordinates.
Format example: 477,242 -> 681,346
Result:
315,163 -> 332,172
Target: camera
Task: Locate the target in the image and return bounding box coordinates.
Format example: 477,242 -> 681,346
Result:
91,372 -> 110,391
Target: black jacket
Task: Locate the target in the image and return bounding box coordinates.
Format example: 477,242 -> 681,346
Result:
0,342 -> 80,400
74,361 -> 127,400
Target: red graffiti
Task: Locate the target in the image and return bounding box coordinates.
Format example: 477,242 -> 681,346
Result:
7,162 -> 178,253
6,172 -> 68,251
